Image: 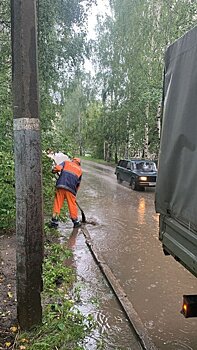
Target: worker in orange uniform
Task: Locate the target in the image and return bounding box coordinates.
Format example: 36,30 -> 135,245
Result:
49,157 -> 82,228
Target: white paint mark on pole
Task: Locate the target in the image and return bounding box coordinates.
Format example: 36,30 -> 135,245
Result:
14,118 -> 40,131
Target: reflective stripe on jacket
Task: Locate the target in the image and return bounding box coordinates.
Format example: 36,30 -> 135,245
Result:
54,161 -> 82,196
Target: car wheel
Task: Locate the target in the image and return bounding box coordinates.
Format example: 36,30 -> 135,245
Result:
131,179 -> 138,190
117,174 -> 123,184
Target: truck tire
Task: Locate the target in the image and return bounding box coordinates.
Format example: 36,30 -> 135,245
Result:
117,174 -> 123,183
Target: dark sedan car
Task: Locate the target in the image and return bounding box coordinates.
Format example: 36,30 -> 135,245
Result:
115,159 -> 157,191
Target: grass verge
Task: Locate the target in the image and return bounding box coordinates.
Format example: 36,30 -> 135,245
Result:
10,226 -> 96,350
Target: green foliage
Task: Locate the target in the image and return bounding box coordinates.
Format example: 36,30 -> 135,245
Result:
0,151 -> 15,229
2,0 -> 197,225
43,242 -> 74,294
91,0 -> 197,160
38,0 -> 95,153
0,0 -> 95,229
16,239 -> 96,349
0,1 -> 14,229
42,154 -> 56,217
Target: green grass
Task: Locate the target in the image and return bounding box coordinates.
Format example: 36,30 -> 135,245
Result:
14,228 -> 96,350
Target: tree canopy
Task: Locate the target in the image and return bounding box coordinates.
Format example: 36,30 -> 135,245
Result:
0,0 -> 197,228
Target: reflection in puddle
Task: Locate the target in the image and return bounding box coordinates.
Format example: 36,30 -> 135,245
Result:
137,197 -> 146,225
60,226 -> 142,350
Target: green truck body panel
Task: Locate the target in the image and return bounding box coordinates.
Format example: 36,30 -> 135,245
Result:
155,25 -> 197,277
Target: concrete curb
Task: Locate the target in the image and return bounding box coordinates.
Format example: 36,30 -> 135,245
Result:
81,225 -> 158,350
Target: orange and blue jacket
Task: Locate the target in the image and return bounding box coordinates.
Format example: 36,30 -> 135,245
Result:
53,161 -> 82,196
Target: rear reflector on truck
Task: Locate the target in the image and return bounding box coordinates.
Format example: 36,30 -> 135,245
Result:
181,295 -> 197,318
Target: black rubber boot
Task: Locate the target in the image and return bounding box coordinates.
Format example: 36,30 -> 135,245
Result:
49,217 -> 59,228
73,220 -> 81,228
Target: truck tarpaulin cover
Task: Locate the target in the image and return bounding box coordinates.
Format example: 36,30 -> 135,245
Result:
155,25 -> 197,230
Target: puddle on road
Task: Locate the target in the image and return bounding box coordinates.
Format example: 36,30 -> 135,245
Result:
56,161 -> 197,350
77,163 -> 197,350
59,223 -> 142,350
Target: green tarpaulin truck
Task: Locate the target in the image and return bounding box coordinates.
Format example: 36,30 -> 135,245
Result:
155,26 -> 197,317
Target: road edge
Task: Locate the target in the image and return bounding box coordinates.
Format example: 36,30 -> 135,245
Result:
81,225 -> 158,350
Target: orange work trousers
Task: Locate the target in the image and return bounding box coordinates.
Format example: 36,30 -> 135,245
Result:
53,188 -> 78,220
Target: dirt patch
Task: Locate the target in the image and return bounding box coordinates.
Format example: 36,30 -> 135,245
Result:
0,232 -> 17,349
0,231 -> 71,349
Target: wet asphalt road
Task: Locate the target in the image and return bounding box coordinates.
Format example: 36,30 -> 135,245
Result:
73,160 -> 197,350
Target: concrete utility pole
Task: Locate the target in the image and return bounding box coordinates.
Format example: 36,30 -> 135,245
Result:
11,0 -> 43,329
